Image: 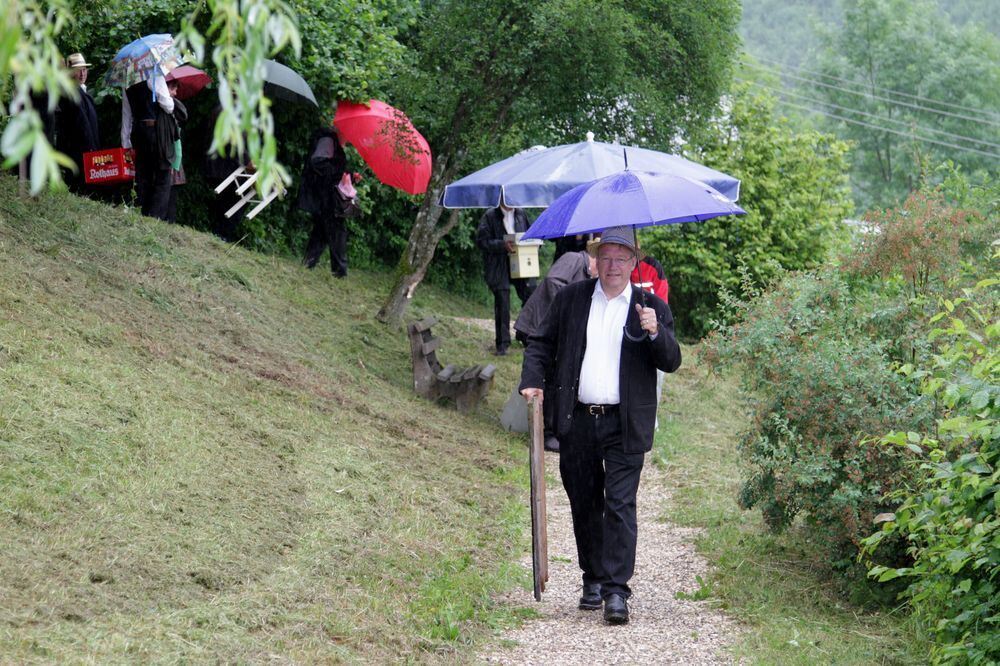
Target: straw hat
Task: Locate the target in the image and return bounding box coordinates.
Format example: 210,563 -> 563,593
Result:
66,53 -> 92,69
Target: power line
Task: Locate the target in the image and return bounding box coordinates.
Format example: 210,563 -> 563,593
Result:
756,62 -> 1000,129
752,54 -> 1000,122
741,77 -> 1000,151
772,98 -> 1000,160
746,58 -> 1000,129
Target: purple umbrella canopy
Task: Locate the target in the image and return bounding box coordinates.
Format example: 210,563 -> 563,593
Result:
522,170 -> 746,241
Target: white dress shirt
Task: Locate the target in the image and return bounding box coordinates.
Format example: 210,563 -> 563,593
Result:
502,207 -> 516,235
120,75 -> 175,149
577,280 -> 631,404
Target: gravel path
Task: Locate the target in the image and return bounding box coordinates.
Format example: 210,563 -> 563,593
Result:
481,456 -> 741,665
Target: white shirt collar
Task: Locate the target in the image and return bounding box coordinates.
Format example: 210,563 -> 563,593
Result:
593,280 -> 631,304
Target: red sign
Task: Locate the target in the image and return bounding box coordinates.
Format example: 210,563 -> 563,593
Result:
82,148 -> 135,184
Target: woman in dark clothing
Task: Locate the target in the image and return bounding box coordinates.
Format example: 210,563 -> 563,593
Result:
297,128 -> 349,277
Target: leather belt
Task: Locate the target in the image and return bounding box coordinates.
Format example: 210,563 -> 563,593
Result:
140,119 -> 156,126
576,402 -> 619,416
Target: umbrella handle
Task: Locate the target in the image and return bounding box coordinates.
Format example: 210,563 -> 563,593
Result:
624,226 -> 648,342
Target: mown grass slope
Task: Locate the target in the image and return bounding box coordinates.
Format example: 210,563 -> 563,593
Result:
0,175 -> 534,663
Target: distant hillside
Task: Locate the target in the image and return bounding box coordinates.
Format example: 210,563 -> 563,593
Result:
740,0 -> 1000,69
0,176 -> 533,662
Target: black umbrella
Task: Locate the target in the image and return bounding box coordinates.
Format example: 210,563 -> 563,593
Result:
262,59 -> 318,107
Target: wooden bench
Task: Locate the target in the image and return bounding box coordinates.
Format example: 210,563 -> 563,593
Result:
408,317 -> 497,412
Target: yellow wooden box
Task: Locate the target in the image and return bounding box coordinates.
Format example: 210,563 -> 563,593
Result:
505,233 -> 543,279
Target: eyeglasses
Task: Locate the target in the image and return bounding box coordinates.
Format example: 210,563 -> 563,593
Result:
597,256 -> 635,267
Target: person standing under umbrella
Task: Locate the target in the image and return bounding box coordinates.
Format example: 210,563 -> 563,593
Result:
121,69 -> 176,219
476,198 -> 536,356
298,127 -> 357,278
519,226 -> 681,625
56,53 -> 100,194
164,79 -> 188,224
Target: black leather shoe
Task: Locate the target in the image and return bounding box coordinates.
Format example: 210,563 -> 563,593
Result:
578,583 -> 601,610
604,593 -> 629,624
493,347 -> 508,356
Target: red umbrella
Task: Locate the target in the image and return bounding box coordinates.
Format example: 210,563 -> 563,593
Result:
334,99 -> 432,195
165,65 -> 211,100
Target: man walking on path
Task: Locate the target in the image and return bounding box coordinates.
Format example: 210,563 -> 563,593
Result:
476,199 -> 536,356
519,226 -> 681,625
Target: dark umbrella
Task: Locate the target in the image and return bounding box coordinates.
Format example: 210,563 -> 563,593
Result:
262,59 -> 317,107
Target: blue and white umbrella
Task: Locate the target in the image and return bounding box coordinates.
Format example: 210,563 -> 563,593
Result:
441,132 -> 741,208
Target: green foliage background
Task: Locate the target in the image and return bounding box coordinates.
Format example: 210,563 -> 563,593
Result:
643,84 -> 854,339
739,0 -> 1000,211
864,258 -> 1000,663
708,171 -> 998,589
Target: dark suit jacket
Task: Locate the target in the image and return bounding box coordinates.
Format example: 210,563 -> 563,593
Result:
519,278 -> 682,454
56,86 -> 99,173
476,207 -> 530,291
297,130 -> 347,217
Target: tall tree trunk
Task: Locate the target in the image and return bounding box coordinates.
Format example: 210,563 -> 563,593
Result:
376,156 -> 461,326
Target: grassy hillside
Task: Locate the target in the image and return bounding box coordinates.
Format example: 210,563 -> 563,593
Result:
0,174 -> 928,664
0,175 -> 534,663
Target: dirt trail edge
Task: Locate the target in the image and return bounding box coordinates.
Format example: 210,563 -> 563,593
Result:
482,456 -> 742,665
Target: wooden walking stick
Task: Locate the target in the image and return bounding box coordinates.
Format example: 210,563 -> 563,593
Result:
528,395 -> 549,601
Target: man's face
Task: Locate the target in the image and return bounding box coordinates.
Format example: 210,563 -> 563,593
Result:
72,67 -> 88,85
596,243 -> 636,296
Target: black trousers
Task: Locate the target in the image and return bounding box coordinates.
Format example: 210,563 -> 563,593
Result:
491,278 -> 535,351
304,212 -> 347,276
560,404 -> 645,599
132,126 -> 172,221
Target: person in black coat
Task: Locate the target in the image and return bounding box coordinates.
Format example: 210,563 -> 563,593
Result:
56,53 -> 100,193
519,226 -> 681,625
298,128 -> 350,277
122,72 -> 176,220
476,201 -> 537,355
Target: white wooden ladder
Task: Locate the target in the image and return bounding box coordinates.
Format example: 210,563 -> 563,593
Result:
213,166 -> 284,220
